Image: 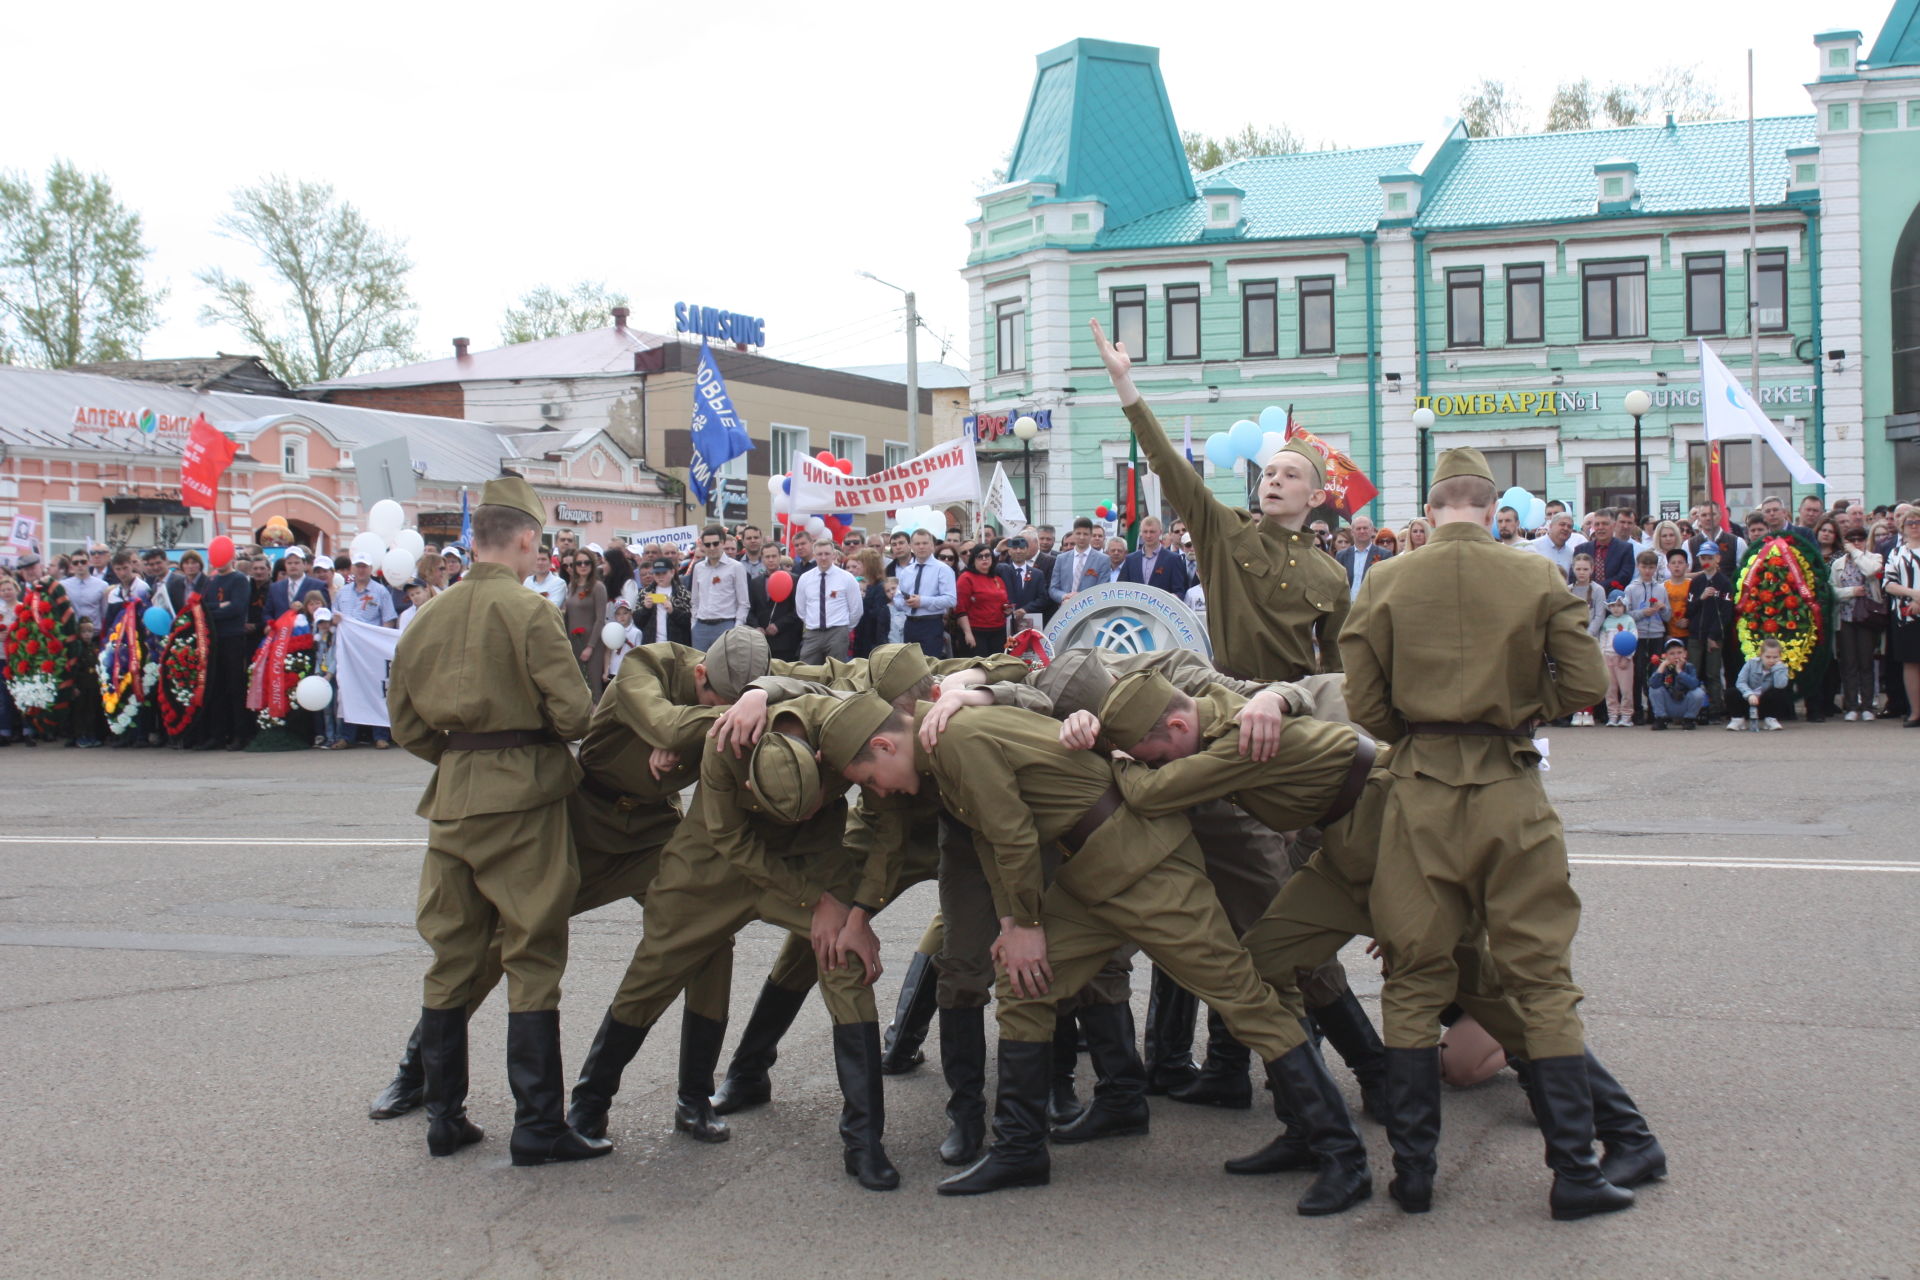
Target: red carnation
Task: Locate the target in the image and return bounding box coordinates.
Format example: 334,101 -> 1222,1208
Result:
40,659 -> 55,673
23,640 -> 38,655
1761,621 -> 1779,633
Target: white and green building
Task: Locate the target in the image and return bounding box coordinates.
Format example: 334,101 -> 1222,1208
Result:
964,6 -> 1920,528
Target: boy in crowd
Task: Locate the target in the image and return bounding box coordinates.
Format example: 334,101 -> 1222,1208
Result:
1646,638 -> 1706,729
1623,550 -> 1671,724
1685,544 -> 1734,720
1729,638 -> 1792,732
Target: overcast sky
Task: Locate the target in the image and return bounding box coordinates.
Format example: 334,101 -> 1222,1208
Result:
9,0 -> 1848,381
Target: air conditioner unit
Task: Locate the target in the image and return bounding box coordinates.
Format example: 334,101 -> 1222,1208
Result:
540,401 -> 567,420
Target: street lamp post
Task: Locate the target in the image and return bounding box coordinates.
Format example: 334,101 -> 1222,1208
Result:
1623,389 -> 1653,521
1013,414 -> 1039,517
857,271 -> 919,456
1411,406 -> 1436,501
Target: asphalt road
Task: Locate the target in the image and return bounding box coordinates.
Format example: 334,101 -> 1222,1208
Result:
1,723 -> 1915,1280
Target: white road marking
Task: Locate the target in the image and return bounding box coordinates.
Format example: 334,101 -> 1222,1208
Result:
0,836 -> 416,846
1571,855 -> 1917,873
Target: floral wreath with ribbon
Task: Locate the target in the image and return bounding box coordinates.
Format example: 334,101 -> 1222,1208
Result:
157,594 -> 210,738
250,609 -> 315,730
1734,530 -> 1833,674
5,580 -> 79,733
97,596 -> 154,737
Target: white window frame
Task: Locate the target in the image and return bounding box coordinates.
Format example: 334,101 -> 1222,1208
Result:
769,424 -> 808,477
282,438 -> 308,478
46,504 -> 103,561
830,433 -> 867,470
718,450 -> 749,480
883,440 -> 910,469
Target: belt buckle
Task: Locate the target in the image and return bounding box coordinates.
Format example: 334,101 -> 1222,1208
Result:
615,795 -> 639,813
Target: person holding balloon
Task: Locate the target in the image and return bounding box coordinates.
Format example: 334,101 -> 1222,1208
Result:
1598,591 -> 1639,727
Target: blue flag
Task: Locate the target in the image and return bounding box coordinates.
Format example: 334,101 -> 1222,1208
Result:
687,343 -> 753,506
459,489 -> 472,547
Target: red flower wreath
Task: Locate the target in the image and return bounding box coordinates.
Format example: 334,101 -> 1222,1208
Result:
158,596 -> 210,737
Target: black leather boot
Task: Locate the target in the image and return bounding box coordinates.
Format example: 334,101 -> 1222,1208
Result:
1509,1053 -> 1543,1128
1533,1053 -> 1635,1220
1224,1076 -> 1314,1175
369,1018 -> 426,1119
938,1006 -> 988,1165
1055,1002 -> 1150,1143
507,1009 -> 613,1166
1308,991 -> 1388,1121
1383,1046 -> 1442,1213
1168,1008 -> 1253,1109
564,1008 -> 651,1140
1047,1013 -> 1084,1126
938,1039 -> 1052,1195
1265,1042 -> 1372,1215
419,1006 -> 483,1157
711,980 -> 809,1115
832,1022 -> 900,1190
879,951 -> 937,1075
1587,1050 -> 1666,1188
673,1011 -> 730,1143
1142,965 -> 1199,1095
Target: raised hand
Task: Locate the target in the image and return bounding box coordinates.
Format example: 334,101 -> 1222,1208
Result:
1088,318 -> 1140,407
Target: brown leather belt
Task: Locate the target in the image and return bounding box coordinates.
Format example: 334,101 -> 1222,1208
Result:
444,729 -> 561,750
1317,735 -> 1376,828
578,770 -> 642,811
1404,721 -> 1532,738
1060,784 -> 1123,856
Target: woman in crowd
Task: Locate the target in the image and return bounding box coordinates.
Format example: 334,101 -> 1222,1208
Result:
851,547 -> 891,658
1649,521 -> 1687,577
1332,528 -> 1353,556
1831,525 -> 1885,721
562,549 -> 609,698
0,568 -> 24,746
1400,517 -> 1431,553
1807,517 -> 1850,719
1880,508 -> 1920,727
955,544 -> 1010,657
1567,552 -> 1608,725
602,540 -> 634,604
1373,528 -> 1400,558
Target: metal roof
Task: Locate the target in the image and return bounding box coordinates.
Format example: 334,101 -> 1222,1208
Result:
1100,143 -> 1423,247
64,354 -> 289,395
306,323 -> 670,389
833,362 -> 972,389
1868,0 -> 1920,65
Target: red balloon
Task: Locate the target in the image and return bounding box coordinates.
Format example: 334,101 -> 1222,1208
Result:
835,458 -> 854,475
816,450 -> 836,466
208,535 -> 236,569
766,570 -> 794,602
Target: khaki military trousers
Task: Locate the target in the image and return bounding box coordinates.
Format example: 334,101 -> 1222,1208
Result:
1188,798 -> 1349,1006
1370,772 -> 1586,1061
609,840 -> 877,1029
418,798 -> 578,1013
995,837 -> 1293,1061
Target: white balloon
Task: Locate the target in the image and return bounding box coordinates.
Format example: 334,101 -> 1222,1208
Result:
1256,431 -> 1288,465
766,473 -> 786,497
368,499 -> 406,538
600,621 -> 626,649
806,516 -> 829,538
294,675 -> 334,711
393,528 -> 426,560
380,547 -> 417,584
771,490 -> 792,516
350,531 -> 386,565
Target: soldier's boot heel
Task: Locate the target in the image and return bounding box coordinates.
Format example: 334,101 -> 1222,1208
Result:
1224,1082 -> 1313,1175
938,1039 -> 1053,1196
879,951 -> 937,1075
563,1007 -> 650,1140
1534,1053 -> 1635,1221
833,1022 -> 899,1191
1587,1050 -> 1667,1189
507,1010 -> 612,1166
370,1017 -> 427,1120
1265,1041 -> 1372,1216
938,1006 -> 987,1166
419,1006 -> 484,1157
1052,1003 -> 1150,1144
1383,1047 -> 1441,1213
672,1011 -> 731,1143
711,980 -> 809,1115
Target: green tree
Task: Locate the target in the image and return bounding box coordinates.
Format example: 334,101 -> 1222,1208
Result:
197,176 -> 416,386
0,161 -> 164,367
1182,123 -> 1307,172
1545,79 -> 1597,132
500,281 -> 629,345
1460,79 -> 1528,137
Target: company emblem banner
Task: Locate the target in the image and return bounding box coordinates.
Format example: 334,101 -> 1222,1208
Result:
687,344 -> 753,505
790,435 -> 980,514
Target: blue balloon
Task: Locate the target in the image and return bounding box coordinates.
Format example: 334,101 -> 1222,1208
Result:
1228,419 -> 1264,459
1525,497 -> 1547,529
782,476 -> 792,494
143,606 -> 172,636
1611,629 -> 1638,657
1257,405 -> 1288,435
1204,432 -> 1237,469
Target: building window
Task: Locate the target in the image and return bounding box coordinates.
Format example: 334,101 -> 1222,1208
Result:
1483,448 -> 1548,498
282,439 -> 307,477
1447,269 -> 1484,347
1166,284 -> 1201,361
994,300 -> 1025,374
1242,280 -> 1278,357
1506,264 -> 1545,343
47,508 -> 100,562
1298,277 -> 1334,355
1863,102 -> 1898,131
1071,212 -> 1091,231
1828,46 -> 1850,69
1685,254 -> 1726,335
829,433 -> 865,471
1584,462 -> 1650,514
883,441 -> 910,469
1754,249 -> 1789,331
1893,205 -> 1920,414
770,425 -> 807,477
1112,287 -> 1148,362
1582,259 -> 1647,340
1602,175 -> 1626,199
1210,202 -> 1231,221
1687,440 -> 1793,511
1386,191 -> 1409,213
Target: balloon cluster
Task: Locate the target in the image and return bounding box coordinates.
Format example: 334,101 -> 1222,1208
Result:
765,450 -> 856,544
1499,486 -> 1547,530
1203,406 -> 1292,471
347,499 -> 429,586
1093,504 -> 1114,521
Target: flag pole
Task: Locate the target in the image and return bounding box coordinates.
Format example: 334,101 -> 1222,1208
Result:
1748,49 -> 1760,402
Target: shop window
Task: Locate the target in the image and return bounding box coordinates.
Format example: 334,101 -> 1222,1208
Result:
1687,440 -> 1792,512
770,425 -> 807,477
1893,204 -> 1920,414
1166,284 -> 1201,361
1506,264 -> 1545,343
47,509 -> 99,562
1447,268 -> 1484,347
1584,462 -> 1650,515
1112,287 -> 1148,362
1242,280 -> 1278,357
1685,255 -> 1725,335
995,300 -> 1026,374
1582,259 -> 1647,340
1483,448 -> 1548,498
1755,250 -> 1789,331
1298,277 -> 1334,355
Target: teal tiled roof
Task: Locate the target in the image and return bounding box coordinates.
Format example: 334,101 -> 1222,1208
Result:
1099,143 -> 1421,247
1416,117 -> 1817,228
1867,0 -> 1920,65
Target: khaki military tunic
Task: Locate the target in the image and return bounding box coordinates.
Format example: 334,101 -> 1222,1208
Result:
1126,398 -> 1347,681
1340,520 -> 1609,1060
389,561 -> 593,1013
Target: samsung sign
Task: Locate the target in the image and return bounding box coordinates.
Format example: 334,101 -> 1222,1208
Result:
675,302 -> 766,347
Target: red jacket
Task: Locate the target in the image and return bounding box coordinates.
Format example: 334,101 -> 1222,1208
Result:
955,569 -> 1009,629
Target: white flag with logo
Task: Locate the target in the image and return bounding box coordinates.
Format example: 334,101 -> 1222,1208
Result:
336,617 -> 401,727
1698,339 -> 1825,485
982,461 -> 1026,530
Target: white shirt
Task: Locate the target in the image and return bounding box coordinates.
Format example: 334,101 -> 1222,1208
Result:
796,564 -> 861,629
689,555 -> 750,624
524,571 -> 567,608
1349,548 -> 1372,600
1527,533 -> 1577,576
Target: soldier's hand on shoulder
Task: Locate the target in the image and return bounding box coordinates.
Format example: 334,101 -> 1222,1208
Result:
648,747 -> 681,779
1058,710 -> 1102,752
1234,688 -> 1288,761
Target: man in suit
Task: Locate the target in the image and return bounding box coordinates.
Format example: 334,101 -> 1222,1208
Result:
996,532 -> 1049,630
1118,517 -> 1192,599
1049,518 -> 1104,608
1032,526 -> 1058,584
265,548 -> 329,620
1336,515 -> 1390,600
1573,510 -> 1637,594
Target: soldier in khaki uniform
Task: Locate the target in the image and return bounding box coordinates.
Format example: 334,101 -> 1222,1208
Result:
387,475 -> 608,1167
1340,447 -> 1633,1221
821,692 -> 1371,1215
565,704 -> 904,1190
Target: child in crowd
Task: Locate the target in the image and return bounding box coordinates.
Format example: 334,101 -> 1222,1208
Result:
397,579 -> 433,632
1646,637 -> 1706,730
1568,553 -> 1607,725
1730,638 -> 1793,732
67,616 -> 106,748
311,607 -> 345,749
1662,550 -> 1692,649
1598,590 -> 1637,727
604,600 -> 643,682
1623,549 -> 1672,723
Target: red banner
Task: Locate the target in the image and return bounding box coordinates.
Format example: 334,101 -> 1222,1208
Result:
1285,420 -> 1378,517
180,414 -> 239,510
1707,442 -> 1727,519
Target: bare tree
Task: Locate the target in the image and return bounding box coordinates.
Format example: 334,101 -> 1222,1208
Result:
0,161 -> 163,367
1545,80 -> 1598,132
1537,65 -> 1731,133
1460,79 -> 1528,137
1182,124 -> 1308,172
198,176 -> 416,386
501,281 -> 629,345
